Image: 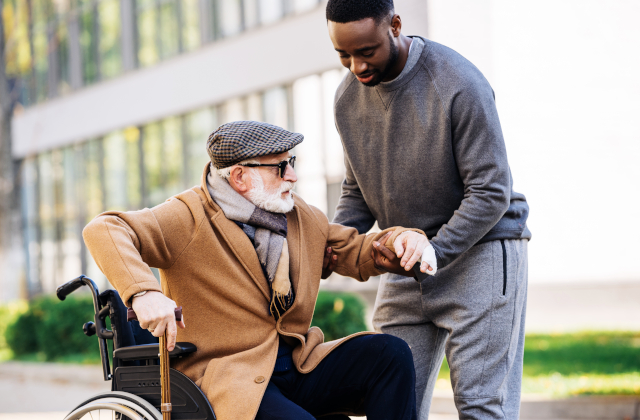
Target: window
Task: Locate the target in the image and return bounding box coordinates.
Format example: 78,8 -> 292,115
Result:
263,86 -> 289,129
292,75 -> 326,212
259,0 -> 284,25
98,0 -> 121,78
218,0 -> 243,38
185,108 -> 217,186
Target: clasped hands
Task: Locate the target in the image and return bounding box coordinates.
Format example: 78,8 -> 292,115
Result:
322,230 -> 436,279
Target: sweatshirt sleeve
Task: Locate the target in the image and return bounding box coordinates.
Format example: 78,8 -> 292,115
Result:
331,156 -> 377,234
82,197 -> 202,304
429,80 -> 511,268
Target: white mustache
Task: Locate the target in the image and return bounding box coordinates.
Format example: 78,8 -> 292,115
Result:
279,182 -> 295,193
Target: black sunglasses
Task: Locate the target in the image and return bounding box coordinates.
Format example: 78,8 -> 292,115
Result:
241,156 -> 296,178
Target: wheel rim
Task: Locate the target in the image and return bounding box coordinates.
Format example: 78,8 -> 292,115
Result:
64,396 -> 161,420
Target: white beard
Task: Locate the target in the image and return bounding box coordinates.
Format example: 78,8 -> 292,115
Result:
246,170 -> 295,213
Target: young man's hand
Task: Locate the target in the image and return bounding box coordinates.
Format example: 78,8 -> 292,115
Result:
371,231 -> 434,277
393,231 -> 432,273
131,291 -> 186,351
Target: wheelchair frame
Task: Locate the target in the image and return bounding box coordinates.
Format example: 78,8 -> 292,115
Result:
57,275 -> 216,420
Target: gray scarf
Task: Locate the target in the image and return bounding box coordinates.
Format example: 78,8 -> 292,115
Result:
207,167 -> 293,318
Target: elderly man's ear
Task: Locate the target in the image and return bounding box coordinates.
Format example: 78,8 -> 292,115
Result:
229,166 -> 251,193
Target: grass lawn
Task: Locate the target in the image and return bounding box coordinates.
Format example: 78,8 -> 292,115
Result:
435,332 -> 640,397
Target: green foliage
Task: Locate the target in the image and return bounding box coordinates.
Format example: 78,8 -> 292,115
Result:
523,332 -> 640,376
4,295 -> 97,361
435,331 -> 640,396
311,291 -> 367,342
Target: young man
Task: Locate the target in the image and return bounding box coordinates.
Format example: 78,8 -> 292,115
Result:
325,1 -> 531,419
83,121 -> 430,420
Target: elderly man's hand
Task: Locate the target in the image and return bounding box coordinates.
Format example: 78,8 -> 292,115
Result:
131,291 -> 186,351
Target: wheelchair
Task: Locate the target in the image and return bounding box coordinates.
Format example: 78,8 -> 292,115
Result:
56,275 -> 216,420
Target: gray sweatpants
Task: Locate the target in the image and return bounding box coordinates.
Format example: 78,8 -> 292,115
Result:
373,239 -> 528,420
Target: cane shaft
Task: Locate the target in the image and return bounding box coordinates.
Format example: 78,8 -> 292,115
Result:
160,333 -> 172,420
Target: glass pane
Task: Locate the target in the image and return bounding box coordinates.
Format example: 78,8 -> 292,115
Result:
62,147 -> 82,282
98,0 -> 122,79
221,97 -> 245,124
137,0 -> 159,67
292,75 -> 326,212
159,0 -> 179,58
219,0 -> 243,37
56,17 -> 71,94
38,152 -> 56,293
181,0 -> 201,52
80,2 -> 99,84
246,93 -> 263,121
162,117 -> 184,197
243,0 -> 259,30
322,69 -> 347,181
185,108 -> 217,185
143,122 -> 164,206
259,0 -> 283,25
21,158 -> 41,296
32,0 -> 50,102
3,0 -> 33,105
80,139 -> 108,289
84,138 -> 105,222
103,131 -> 129,211
124,127 -> 143,209
263,86 -> 289,129
292,0 -> 317,14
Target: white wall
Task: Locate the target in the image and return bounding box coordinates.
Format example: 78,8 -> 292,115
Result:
427,0 -> 640,283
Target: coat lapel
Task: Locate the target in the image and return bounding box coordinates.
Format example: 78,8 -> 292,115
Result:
283,205 -> 303,314
209,212 -> 271,301
200,164 -> 271,301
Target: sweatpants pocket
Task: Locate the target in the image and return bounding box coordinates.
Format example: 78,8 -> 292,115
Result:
501,240 -> 507,296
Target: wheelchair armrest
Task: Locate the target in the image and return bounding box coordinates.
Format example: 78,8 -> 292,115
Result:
113,342 -> 197,361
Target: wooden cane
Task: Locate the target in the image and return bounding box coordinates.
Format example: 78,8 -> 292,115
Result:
127,306 -> 183,420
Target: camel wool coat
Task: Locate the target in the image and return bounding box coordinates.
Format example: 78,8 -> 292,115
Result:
82,165 -> 421,420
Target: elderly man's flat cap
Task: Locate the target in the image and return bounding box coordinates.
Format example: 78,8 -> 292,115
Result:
207,121 -> 304,169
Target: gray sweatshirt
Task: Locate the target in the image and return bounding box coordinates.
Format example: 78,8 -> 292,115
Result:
332,36 -> 531,269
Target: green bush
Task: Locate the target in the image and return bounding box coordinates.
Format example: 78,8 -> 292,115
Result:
5,295 -> 97,361
0,301 -> 28,351
311,291 -> 367,342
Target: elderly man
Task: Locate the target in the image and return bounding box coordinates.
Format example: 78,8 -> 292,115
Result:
83,121 -> 432,420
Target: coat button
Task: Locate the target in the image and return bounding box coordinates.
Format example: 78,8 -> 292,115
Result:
255,376 -> 265,384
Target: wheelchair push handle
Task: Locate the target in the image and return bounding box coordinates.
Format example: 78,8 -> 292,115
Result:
126,307 -> 183,322
56,275 -> 99,302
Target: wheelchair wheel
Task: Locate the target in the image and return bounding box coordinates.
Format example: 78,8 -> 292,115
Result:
64,391 -> 162,420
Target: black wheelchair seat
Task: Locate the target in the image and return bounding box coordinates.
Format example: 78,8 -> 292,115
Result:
113,342 -> 197,361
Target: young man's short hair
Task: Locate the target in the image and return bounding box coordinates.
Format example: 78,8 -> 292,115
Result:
326,0 -> 394,24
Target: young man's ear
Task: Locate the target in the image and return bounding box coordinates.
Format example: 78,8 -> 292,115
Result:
390,14 -> 402,37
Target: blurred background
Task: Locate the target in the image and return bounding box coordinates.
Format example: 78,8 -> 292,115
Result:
0,0 -> 639,418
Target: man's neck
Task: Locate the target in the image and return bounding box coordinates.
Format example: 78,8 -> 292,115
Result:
382,34 -> 413,82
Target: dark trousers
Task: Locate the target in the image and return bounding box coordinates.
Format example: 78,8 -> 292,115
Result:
255,334 -> 417,420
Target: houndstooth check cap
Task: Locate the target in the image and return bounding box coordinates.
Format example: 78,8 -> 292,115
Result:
207,121 -> 304,169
